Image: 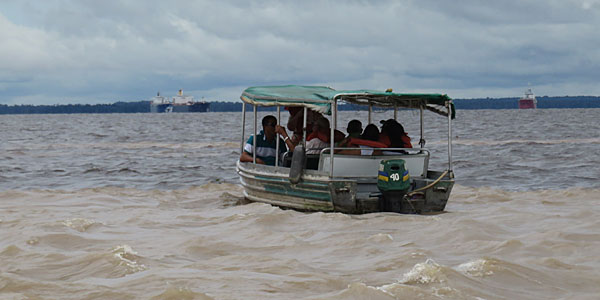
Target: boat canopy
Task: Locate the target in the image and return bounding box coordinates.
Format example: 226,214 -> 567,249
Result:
241,85 -> 455,118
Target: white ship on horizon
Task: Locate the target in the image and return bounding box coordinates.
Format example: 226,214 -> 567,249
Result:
150,89 -> 209,113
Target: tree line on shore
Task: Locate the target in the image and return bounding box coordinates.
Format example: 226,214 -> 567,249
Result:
1,96 -> 599,114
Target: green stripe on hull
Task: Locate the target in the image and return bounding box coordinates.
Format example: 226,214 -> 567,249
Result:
264,184 -> 331,202
255,175 -> 329,188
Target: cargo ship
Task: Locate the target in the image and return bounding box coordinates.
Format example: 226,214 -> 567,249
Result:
518,88 -> 537,109
150,90 -> 210,113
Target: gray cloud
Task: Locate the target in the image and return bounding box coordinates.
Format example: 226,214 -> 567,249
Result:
0,0 -> 599,104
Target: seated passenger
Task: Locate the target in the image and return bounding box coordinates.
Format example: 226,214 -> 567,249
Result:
338,124 -> 387,155
346,119 -> 363,138
239,115 -> 287,165
306,116 -> 331,154
286,106 -> 320,146
380,119 -> 413,149
336,119 -> 362,147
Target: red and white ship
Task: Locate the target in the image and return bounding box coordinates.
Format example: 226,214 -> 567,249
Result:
518,88 -> 537,109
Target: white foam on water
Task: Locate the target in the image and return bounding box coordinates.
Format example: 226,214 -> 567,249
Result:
328,282 -> 396,299
367,233 -> 393,243
112,245 -> 147,273
376,282 -> 408,296
399,259 -> 446,284
62,218 -> 100,232
431,286 -> 464,298
456,258 -> 495,277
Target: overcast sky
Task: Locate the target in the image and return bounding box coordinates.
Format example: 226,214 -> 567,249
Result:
1,0 -> 599,105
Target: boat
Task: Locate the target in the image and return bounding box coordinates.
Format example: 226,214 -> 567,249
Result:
518,88 -> 537,109
236,85 -> 456,214
150,90 -> 210,113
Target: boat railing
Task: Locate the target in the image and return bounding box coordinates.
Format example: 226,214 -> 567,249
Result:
238,146 -> 430,181
319,147 -> 427,155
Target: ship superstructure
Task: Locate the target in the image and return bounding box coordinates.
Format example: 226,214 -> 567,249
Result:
518,88 -> 537,109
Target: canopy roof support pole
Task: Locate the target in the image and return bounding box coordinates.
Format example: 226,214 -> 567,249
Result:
302,107 -> 307,146
276,106 -> 280,167
420,106 -> 425,148
447,100 -> 453,175
330,99 -> 337,177
368,102 -> 372,124
253,105 -> 257,164
240,103 -> 246,155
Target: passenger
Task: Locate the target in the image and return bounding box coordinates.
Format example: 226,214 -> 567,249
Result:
334,127 -> 346,143
378,119 -> 394,146
239,115 -> 287,165
380,119 -> 413,149
379,119 -> 412,155
286,107 -> 320,145
399,123 -> 413,148
346,119 -> 363,138
338,124 -> 387,155
336,119 -> 362,147
306,116 -> 331,154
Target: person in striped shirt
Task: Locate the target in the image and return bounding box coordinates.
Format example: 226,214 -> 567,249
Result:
240,115 -> 288,165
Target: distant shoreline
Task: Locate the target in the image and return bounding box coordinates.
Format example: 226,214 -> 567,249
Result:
1,96 -> 600,114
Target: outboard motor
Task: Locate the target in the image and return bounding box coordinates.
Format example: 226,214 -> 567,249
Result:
377,159 -> 410,212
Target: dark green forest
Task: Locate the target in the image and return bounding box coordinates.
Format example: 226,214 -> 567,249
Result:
1,96 -> 600,114
0,101 -> 152,114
